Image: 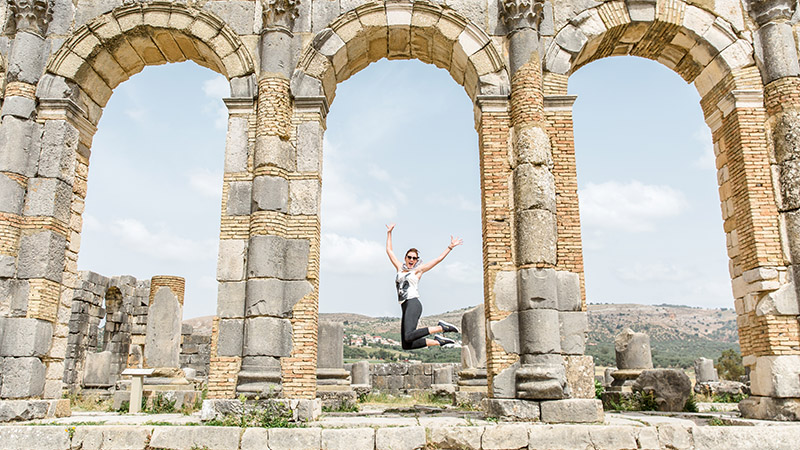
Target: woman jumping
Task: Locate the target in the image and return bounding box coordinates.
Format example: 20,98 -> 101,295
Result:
386,223 -> 463,349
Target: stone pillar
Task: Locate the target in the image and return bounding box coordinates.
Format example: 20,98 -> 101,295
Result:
207,88 -> 254,399
143,276 -> 185,379
695,358 -> 718,384
316,321 -> 349,388
351,360 -> 370,387
458,304 -> 487,390
609,329 -> 652,391
500,0 -> 565,402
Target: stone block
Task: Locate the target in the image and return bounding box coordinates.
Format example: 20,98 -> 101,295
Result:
514,164 -> 556,213
555,24 -> 587,53
149,426 -> 242,450
491,360 -> 519,399
516,356 -> 567,400
246,278 -> 312,317
632,369 -> 691,411
756,283 -> 799,315
559,311 -> 587,355
0,425 -> 70,448
1,96 -> 35,120
252,175 -> 288,212
755,22 -> 800,84
203,0 -> 255,35
693,425 -> 799,449
321,428 -> 375,450
268,427 -> 321,450
70,426 -> 150,450
7,31 -> 49,85
482,424 -> 529,449
519,309 -> 561,354
17,231 -> 66,282
615,328 -> 653,370
0,174 -> 25,215
375,426 -> 425,450
516,209 -> 557,265
739,395 -> 800,421
144,287 -> 182,368
82,351 -> 113,387
217,281 -> 245,318
224,116 -> 249,173
517,268 -> 558,310
779,159 -> 800,210
0,318 -> 52,357
0,255 -> 15,278
216,319 -> 243,357
290,70 -> 324,97
0,356 -> 45,398
556,271 -> 581,311
0,116 -> 40,176
226,181 -> 252,216
489,311 -> 519,355
461,304 -> 486,368
247,235 -> 309,280
23,178 -> 72,223
751,355 -> 800,397
217,239 -> 246,281
38,120 -> 79,184
514,125 -> 553,167
540,398 -> 603,423
772,111 -> 800,165
695,357 -> 718,383
528,424 -> 592,449
255,135 -> 295,171
565,355 -> 595,399
289,179 -> 320,215
482,398 -> 540,421
656,424 -> 693,450
296,121 -> 322,173
493,270 -> 517,312
243,316 -> 292,357
318,321 -> 344,369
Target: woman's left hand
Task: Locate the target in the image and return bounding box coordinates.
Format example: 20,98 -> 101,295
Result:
449,236 -> 463,249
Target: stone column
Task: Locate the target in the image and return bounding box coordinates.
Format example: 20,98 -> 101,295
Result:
500,0 -> 566,402
316,321 -> 349,388
236,0 -> 320,400
143,276 -> 185,379
206,87 -> 255,399
738,0 -> 800,420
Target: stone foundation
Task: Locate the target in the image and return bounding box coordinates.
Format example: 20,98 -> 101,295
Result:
0,399 -> 70,422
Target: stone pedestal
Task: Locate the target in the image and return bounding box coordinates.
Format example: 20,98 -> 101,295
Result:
316,321 -> 353,408
602,329 -> 654,408
458,305 -> 488,401
482,398 -> 603,423
695,357 -> 718,383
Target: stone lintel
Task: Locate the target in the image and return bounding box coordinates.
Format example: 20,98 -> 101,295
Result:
543,95 -> 577,112
223,97 -> 256,115
474,94 -> 510,127
294,95 -> 329,119
37,98 -> 97,152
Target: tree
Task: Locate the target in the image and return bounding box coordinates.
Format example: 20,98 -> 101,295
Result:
715,348 -> 744,381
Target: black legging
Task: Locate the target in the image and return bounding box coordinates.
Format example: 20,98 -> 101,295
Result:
401,297 -> 430,350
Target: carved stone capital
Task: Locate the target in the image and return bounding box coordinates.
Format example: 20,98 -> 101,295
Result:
262,0 -> 300,31
500,0 -> 545,32
746,0 -> 796,26
7,0 -> 55,36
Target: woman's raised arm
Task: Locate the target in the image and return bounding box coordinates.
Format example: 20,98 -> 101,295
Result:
417,235 -> 463,274
386,224 -> 402,271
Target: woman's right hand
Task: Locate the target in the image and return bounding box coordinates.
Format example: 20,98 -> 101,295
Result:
386,223 -> 395,232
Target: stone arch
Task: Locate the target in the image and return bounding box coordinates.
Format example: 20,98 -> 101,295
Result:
45,1 -> 255,110
544,0 -> 754,97
292,1 -> 509,107
541,1 -> 796,407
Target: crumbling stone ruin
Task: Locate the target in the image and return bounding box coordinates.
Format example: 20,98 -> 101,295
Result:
0,0 -> 799,423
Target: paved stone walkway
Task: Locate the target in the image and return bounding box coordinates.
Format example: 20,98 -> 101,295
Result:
1,404 -> 798,450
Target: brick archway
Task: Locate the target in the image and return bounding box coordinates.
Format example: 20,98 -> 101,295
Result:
542,0 -> 798,412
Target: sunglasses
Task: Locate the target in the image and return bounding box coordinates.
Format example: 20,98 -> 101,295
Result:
406,256 -> 419,261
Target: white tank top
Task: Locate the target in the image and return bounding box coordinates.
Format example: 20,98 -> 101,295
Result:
396,270 -> 420,303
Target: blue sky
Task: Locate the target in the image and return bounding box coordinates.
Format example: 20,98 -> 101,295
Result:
77,55 -> 731,319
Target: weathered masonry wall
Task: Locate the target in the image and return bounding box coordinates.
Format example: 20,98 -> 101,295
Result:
0,0 -> 798,422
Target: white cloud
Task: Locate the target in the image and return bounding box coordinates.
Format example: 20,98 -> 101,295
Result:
109,218 -> 217,262
440,261 -> 482,284
82,213 -> 103,232
188,168 -> 223,199
321,137 -> 398,231
320,233 -> 385,274
202,75 -> 229,130
579,180 -> 686,232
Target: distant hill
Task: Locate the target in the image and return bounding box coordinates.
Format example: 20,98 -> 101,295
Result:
185,303 -> 740,368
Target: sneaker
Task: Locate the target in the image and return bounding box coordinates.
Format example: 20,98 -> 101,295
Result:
438,320 -> 459,334
434,335 -> 455,348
